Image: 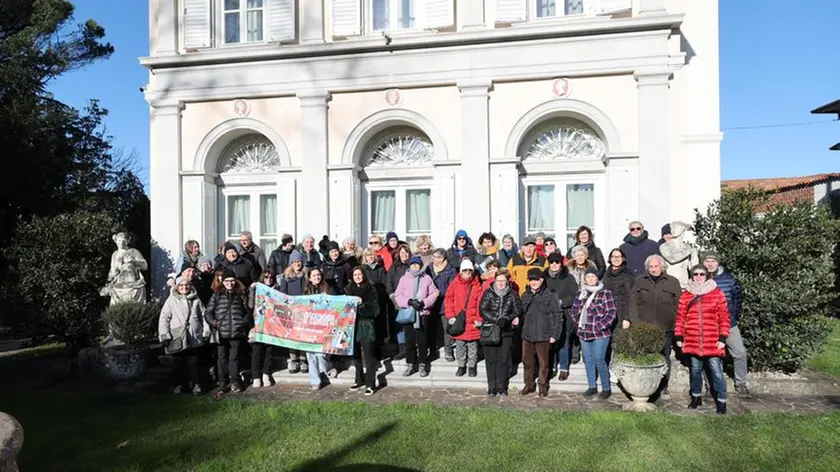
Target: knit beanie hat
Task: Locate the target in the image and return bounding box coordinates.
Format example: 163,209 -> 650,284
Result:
408,255 -> 423,267
289,250 -> 305,264
198,256 -> 214,267
584,267 -> 599,278
281,234 -> 294,245
661,223 -> 672,238
221,268 -> 236,280
223,243 -> 238,255
386,231 -> 399,242
701,251 -> 720,263
326,241 -> 340,253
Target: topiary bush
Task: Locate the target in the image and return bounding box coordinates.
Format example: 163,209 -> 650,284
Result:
613,323 -> 666,365
694,188 -> 840,372
101,301 -> 158,348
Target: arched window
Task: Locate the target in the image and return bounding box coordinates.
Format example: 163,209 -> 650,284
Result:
217,134 -> 281,173
365,126 -> 434,166
519,118 -> 605,161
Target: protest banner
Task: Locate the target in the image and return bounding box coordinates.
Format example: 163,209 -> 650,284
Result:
253,284 -> 359,355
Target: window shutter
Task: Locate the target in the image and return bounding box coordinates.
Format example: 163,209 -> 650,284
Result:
425,0 -> 455,30
598,0 -> 632,15
332,0 -> 361,37
183,0 -> 211,48
267,0 -> 296,42
496,0 -> 527,23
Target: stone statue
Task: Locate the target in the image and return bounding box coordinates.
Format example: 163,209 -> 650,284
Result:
660,221 -> 698,289
100,232 -> 148,305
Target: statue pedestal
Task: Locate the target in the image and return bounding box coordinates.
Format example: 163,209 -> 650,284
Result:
0,412 -> 23,472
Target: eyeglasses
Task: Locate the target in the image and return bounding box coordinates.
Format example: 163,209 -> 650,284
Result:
630,227 -> 643,231
457,237 -> 466,240
369,241 -> 381,245
610,256 -> 624,259
692,272 -> 707,277
461,269 -> 473,273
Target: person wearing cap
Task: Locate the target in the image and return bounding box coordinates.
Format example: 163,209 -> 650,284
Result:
219,242 -> 258,288
542,237 -> 564,263
659,223 -> 672,245
619,221 -> 661,276
427,247 -> 458,362
237,231 -> 267,275
267,234 -> 296,277
278,250 -> 308,374
702,251 -> 749,396
445,229 -> 479,269
342,236 -> 364,268
519,267 -> 562,397
674,264 -> 731,414
159,275 -> 206,395
322,240 -> 351,295
566,226 -> 606,278
195,255 -> 216,305
297,234 -> 323,269
572,267 -> 616,399
205,268 -> 250,393
507,236 -> 548,376
544,252 -> 580,381
385,231 -> 403,258
394,255 -> 440,377
444,259 -> 483,377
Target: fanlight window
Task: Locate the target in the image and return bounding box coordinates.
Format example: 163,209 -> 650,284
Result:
219,134 -> 281,173
366,127 -> 434,166
520,118 -> 605,161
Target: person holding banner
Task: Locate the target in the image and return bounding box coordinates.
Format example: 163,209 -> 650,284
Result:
279,251 -> 308,374
395,256 -> 440,377
205,269 -> 251,393
249,270 -> 277,389
303,266 -> 336,390
322,241 -> 351,295
345,266 -> 380,395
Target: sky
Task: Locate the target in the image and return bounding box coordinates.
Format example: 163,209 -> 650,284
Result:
49,1 -> 839,194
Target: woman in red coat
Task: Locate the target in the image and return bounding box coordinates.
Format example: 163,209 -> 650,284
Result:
444,259 -> 483,377
674,264 -> 731,414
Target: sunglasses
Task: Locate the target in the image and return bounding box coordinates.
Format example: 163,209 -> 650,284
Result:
549,260 -> 562,264
630,227 -> 643,231
369,241 -> 381,245
692,272 -> 707,277
457,237 -> 466,240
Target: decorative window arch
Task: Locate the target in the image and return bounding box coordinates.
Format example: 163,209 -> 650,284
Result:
193,117 -> 292,173
341,108 -> 449,166
363,126 -> 434,167
217,134 -> 281,173
519,118 -> 606,161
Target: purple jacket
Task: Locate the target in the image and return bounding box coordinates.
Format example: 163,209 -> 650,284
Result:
395,271 -> 439,312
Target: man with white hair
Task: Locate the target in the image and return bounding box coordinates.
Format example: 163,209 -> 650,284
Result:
237,230 -> 267,274
628,254 -> 682,399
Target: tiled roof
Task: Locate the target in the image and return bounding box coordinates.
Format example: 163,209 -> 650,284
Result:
721,173 -> 840,192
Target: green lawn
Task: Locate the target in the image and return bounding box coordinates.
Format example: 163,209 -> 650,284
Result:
808,317 -> 840,377
1,389 -> 839,472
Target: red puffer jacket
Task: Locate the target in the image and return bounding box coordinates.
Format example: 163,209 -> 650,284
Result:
674,287 -> 731,357
444,275 -> 482,341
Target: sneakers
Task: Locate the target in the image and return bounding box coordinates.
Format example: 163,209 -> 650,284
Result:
582,387 -> 598,398
192,384 -> 203,396
598,390 -> 612,400
419,364 -> 429,378
300,362 -> 309,374
329,368 -> 339,379
402,365 -> 417,377
455,366 -> 467,377
231,382 -> 243,393
349,382 -> 364,391
444,349 -> 455,362
736,384 -> 751,397
468,367 -> 477,377
499,389 -> 509,397
689,396 -> 703,409
488,388 -> 497,397
288,361 -> 300,374
252,378 -> 262,389
716,401 -> 727,415
310,384 -> 321,391
172,385 -> 183,395
364,387 -> 375,396
262,374 -> 275,387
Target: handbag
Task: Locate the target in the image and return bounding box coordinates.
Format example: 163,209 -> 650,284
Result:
447,285 -> 473,337
395,276 -> 421,325
164,325 -> 189,355
479,323 -> 501,346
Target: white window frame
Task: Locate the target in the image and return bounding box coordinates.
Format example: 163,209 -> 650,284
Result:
218,0 -> 267,46
363,181 -> 433,248
366,0 -> 423,34
529,0 -> 589,21
521,174 -> 604,251
219,186 -> 280,253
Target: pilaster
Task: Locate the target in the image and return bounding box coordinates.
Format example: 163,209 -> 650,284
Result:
457,79 -> 493,237
296,91 -> 331,239
634,68 -> 672,235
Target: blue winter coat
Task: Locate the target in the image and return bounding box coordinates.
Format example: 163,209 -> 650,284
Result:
619,231 -> 661,277
712,268 -> 743,327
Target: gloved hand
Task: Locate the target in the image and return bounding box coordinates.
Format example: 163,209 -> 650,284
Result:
409,299 -> 425,311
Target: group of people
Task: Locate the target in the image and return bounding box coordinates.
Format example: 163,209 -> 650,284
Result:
158,221 -> 748,414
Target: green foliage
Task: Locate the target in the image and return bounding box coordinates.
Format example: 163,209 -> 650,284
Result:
101,301 -> 158,348
613,323 -> 666,365
3,211 -> 119,351
694,189 -> 840,372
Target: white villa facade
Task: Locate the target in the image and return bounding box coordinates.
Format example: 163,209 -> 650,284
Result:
142,0 -> 721,285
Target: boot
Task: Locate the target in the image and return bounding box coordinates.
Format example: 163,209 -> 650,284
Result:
444,347 -> 455,362
468,367 -> 477,377
299,361 -> 309,374
288,360 -> 300,374
716,401 -> 727,415
688,396 -> 703,409
402,364 -> 417,377
557,370 -> 569,381
419,363 -> 429,378
538,385 -> 548,397
455,366 -> 467,377
520,385 -> 536,396
394,344 -> 407,361
582,387 -> 598,398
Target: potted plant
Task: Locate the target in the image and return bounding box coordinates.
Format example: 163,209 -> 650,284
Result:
99,301 -> 159,380
611,322 -> 668,410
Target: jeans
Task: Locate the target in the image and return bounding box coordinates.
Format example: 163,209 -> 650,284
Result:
727,326 -> 750,386
250,342 -> 274,377
306,352 -> 332,386
557,328 -> 573,372
522,340 -> 550,389
581,337 -> 611,391
404,319 -> 430,366
353,341 -> 378,389
455,340 -> 478,368
484,336 -> 512,391
662,330 -> 675,391
172,349 -> 200,387
690,356 -> 727,402
439,315 -> 454,353
216,338 -> 242,385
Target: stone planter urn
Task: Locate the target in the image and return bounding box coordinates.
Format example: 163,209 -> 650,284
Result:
0,412 -> 23,472
612,361 -> 668,411
102,346 -> 149,381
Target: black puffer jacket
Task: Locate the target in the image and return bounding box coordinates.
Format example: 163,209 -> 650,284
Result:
603,265 -> 635,322
478,286 -> 522,337
520,286 -> 562,342
322,256 -> 351,295
220,256 -> 257,287
205,289 -> 251,340
543,268 -> 579,339
386,259 -> 410,295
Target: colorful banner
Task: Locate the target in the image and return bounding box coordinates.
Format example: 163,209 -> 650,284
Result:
253,284 -> 359,355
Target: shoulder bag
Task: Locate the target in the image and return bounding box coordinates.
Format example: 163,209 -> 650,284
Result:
447,285 -> 472,337
395,276 -> 421,325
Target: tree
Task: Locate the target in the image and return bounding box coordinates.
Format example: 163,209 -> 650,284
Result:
693,189 -> 840,371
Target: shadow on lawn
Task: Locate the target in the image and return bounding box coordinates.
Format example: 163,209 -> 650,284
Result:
294,422 -> 419,472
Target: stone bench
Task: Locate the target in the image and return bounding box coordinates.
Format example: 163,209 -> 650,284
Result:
0,412 -> 23,472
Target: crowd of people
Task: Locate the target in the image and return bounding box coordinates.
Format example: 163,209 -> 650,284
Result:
158,221 -> 748,414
